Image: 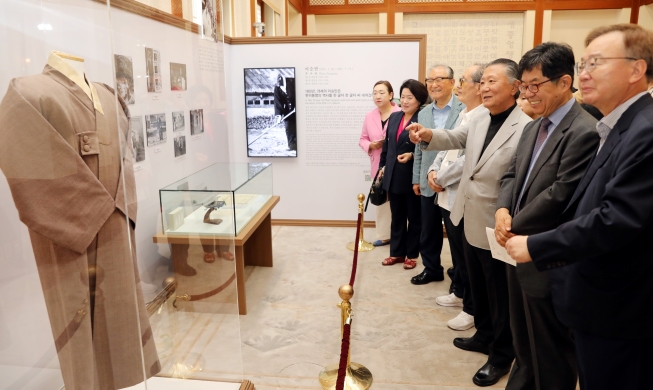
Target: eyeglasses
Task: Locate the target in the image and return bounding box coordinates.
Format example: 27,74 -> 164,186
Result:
425,77 -> 453,85
518,76 -> 562,94
458,77 -> 474,87
575,57 -> 639,74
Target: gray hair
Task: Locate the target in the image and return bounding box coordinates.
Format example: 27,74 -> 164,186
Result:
486,58 -> 519,83
471,63 -> 487,83
428,64 -> 454,79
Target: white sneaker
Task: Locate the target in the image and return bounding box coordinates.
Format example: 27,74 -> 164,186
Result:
435,292 -> 463,307
447,311 -> 475,331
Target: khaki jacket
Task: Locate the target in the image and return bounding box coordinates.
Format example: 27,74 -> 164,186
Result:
0,65 -> 160,389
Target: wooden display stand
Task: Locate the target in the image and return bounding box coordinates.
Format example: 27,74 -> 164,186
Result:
153,196 -> 280,315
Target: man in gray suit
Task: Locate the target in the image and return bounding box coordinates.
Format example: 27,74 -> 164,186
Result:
410,64 -> 465,282
495,43 -> 599,390
409,58 -> 532,386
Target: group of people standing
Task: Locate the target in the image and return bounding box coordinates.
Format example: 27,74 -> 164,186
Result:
359,23 -> 653,390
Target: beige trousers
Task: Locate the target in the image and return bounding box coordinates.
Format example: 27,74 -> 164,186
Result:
375,201 -> 392,241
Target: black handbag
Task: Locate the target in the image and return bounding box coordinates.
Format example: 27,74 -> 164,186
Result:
365,167 -> 387,212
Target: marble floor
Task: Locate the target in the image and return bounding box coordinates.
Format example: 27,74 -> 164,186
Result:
238,226 -> 507,390
148,225 -> 509,390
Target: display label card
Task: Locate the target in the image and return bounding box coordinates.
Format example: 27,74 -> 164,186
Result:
154,147 -> 161,153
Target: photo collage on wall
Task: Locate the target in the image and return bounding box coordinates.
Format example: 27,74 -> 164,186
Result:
244,67 -> 297,158
114,47 -> 205,162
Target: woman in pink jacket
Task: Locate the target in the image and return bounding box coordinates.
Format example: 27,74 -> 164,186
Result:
359,80 -> 400,246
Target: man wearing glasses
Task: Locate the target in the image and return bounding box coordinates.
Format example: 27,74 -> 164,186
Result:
494,42 -> 599,390
410,65 -> 464,279
506,24 -> 653,390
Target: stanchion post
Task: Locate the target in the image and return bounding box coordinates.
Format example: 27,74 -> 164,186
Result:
346,194 -> 374,252
318,285 -> 373,390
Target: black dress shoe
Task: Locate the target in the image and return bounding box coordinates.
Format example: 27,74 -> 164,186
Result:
453,337 -> 489,355
472,362 -> 511,387
410,269 -> 444,285
447,266 -> 455,279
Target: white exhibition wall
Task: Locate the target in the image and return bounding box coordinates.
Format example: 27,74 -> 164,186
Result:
227,39 -> 421,221
0,0 -> 230,380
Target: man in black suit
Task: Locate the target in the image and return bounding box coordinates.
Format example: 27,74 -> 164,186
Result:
495,43 -> 599,390
506,24 -> 653,390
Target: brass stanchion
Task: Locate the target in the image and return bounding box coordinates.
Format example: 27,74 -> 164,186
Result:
346,194 -> 374,252
318,285 -> 373,390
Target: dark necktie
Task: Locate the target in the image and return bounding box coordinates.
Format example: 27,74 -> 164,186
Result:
515,117 -> 551,214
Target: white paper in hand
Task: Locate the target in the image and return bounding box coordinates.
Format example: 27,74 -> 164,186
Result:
485,227 -> 516,266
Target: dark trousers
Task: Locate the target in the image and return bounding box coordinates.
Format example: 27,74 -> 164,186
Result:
463,232 -> 514,368
420,195 -> 444,275
285,118 -> 297,150
388,191 -> 421,258
574,331 -> 653,390
442,211 -> 473,316
506,266 -> 577,390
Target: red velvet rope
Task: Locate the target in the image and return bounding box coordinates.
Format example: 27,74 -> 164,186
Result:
335,323 -> 352,390
335,212 -> 363,390
349,213 -> 362,287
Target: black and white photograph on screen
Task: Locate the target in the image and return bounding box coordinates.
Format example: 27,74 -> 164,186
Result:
244,67 -> 296,157
190,109 -> 204,135
174,135 -> 186,158
170,63 -> 187,91
145,47 -> 162,93
130,116 -> 145,162
172,111 -> 185,132
146,113 -> 167,146
114,55 -> 135,105
202,0 -> 218,42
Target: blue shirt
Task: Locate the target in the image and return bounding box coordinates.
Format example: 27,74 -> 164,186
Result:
518,96 -> 575,199
431,95 -> 453,130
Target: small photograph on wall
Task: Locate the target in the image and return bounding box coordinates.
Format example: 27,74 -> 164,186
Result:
174,135 -> 186,158
130,116 -> 145,162
172,111 -> 185,132
244,67 -> 297,157
170,63 -> 187,91
146,113 -> 167,146
114,54 -> 135,104
202,0 -> 218,42
190,109 -> 204,135
145,47 -> 162,93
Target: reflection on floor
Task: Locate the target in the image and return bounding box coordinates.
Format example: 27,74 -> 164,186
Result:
239,226 -> 506,390
150,226 -> 508,389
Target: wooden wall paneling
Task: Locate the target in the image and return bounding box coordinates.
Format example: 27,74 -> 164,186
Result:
545,0 -> 632,10
289,0 -> 303,12
396,2 -> 535,13
306,4 -> 387,14
95,0 -> 200,33
387,0 -> 395,33
631,0 -> 641,22
251,0 -> 257,37
302,0 -> 308,34
534,0 -> 544,46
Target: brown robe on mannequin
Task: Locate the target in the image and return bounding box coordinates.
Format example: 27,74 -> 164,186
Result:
0,58 -> 160,389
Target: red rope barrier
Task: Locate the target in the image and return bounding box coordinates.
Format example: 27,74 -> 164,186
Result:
334,212 -> 363,390
335,323 -> 352,390
349,212 -> 362,287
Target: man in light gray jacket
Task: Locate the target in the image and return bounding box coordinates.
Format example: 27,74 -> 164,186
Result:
409,58 -> 532,387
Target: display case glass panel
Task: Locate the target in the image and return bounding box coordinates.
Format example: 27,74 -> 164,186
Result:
160,162 -> 273,236
0,0 -> 244,389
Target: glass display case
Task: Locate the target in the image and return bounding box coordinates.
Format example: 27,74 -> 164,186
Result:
160,162 -> 273,236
